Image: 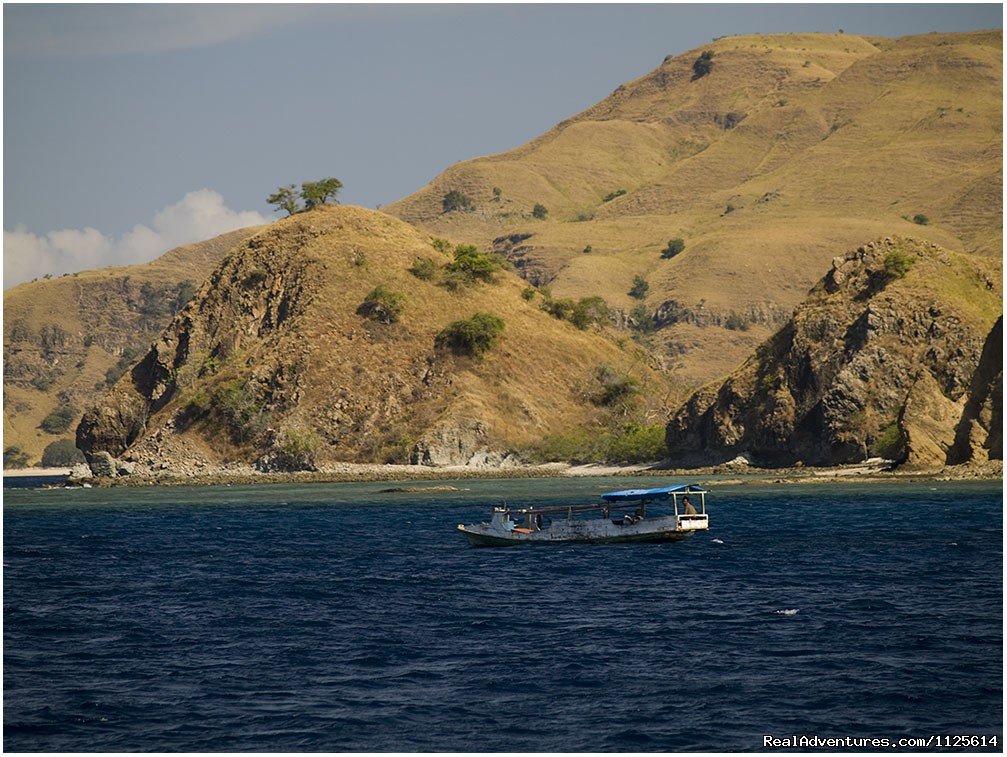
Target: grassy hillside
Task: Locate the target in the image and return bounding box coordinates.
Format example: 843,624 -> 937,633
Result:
77,206 -> 673,470
386,30 -> 1002,394
3,227 -> 260,464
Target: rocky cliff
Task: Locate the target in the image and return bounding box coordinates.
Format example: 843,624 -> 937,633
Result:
77,206 -> 671,474
665,238 -> 1001,469
3,227 -> 259,463
948,316 -> 1002,464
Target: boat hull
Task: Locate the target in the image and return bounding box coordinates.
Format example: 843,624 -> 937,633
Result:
457,520 -> 702,547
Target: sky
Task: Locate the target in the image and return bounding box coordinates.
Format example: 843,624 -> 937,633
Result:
3,3 -> 1002,287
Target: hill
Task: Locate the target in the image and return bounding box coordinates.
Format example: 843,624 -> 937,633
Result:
386,30 -> 1002,393
3,227 -> 260,464
665,237 -> 1001,469
76,206 -> 672,474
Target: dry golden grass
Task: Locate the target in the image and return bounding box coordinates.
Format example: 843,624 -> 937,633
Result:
100,206 -> 676,466
386,30 -> 1002,391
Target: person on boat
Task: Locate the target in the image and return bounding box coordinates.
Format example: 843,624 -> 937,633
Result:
634,506 -> 646,520
682,496 -> 698,515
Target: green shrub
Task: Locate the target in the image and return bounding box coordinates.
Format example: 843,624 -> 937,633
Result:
430,237 -> 453,253
871,421 -> 907,460
31,375 -> 55,392
436,313 -> 505,358
575,211 -> 593,222
570,296 -> 609,330
182,389 -> 212,419
603,189 -> 627,202
532,203 -> 549,220
211,380 -> 265,444
268,427 -> 322,471
912,213 -> 929,225
542,297 -> 576,321
443,244 -> 502,286
521,287 -> 537,301
605,424 -> 667,463
883,250 -> 914,280
583,245 -> 593,254
492,187 -> 502,201
692,50 -> 715,78
724,312 -> 749,331
594,366 -> 641,407
630,304 -> 656,334
40,403 -> 77,434
409,257 -> 439,280
357,285 -> 406,324
531,423 -> 666,464
629,275 -> 650,300
442,190 -> 474,213
532,428 -> 603,464
4,446 -> 31,469
661,238 -> 685,258
41,439 -> 85,466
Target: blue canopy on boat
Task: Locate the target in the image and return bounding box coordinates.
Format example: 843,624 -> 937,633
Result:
600,484 -> 707,502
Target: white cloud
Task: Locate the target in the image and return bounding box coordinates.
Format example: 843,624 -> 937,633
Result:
3,189 -> 268,288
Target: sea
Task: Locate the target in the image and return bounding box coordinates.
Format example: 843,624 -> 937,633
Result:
4,476 -> 1002,752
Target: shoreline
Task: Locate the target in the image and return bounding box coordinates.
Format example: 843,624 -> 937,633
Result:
3,467 -> 72,478
45,459 -> 1003,489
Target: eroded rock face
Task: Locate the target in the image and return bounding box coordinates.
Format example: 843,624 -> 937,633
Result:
948,316 -> 1003,464
666,238 -> 1001,468
77,222 -> 322,461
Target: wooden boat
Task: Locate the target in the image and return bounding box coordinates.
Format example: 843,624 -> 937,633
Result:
457,484 -> 709,546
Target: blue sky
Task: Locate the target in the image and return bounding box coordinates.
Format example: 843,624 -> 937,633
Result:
3,4 -> 1002,285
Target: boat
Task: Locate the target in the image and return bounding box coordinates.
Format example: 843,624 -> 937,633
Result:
457,484 -> 709,546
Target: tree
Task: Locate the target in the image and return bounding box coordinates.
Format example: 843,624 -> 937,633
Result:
41,439 -> 85,467
444,244 -> 501,285
40,403 -> 77,434
570,296 -> 609,330
629,275 -> 650,300
174,281 -> 197,313
436,313 -> 505,357
532,203 -> 549,220
301,177 -> 342,209
661,238 -> 686,258
442,190 -> 474,213
912,213 -> 929,225
692,50 -> 715,79
4,446 -> 30,469
267,184 -> 300,216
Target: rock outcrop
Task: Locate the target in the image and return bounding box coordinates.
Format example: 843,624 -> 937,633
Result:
948,316 -> 1003,464
665,238 -> 1002,469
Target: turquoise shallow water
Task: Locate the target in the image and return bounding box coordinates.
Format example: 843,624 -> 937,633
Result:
4,477 -> 1003,751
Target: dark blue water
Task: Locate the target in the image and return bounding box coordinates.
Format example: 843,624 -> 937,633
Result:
5,478 -> 1002,751
3,474 -> 68,489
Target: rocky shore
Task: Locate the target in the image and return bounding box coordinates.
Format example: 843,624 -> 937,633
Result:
63,454 -> 1001,489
